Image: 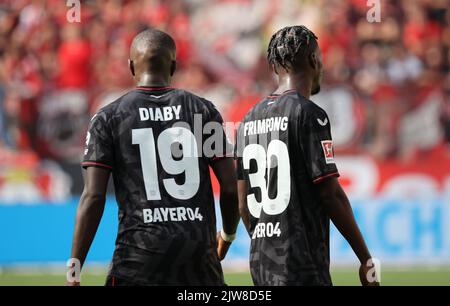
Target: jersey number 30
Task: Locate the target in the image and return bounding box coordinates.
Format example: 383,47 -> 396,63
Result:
243,140 -> 291,218
132,127 -> 200,201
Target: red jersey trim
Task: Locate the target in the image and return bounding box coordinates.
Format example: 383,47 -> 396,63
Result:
312,172 -> 340,184
135,86 -> 173,91
81,161 -> 113,170
267,89 -> 298,99
210,156 -> 228,162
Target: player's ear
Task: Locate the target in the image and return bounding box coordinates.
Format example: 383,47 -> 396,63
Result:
170,60 -> 177,77
128,59 -> 135,77
309,51 -> 318,71
271,63 -> 279,75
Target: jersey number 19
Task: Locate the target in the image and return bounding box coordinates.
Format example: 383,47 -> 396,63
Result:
132,127 -> 200,201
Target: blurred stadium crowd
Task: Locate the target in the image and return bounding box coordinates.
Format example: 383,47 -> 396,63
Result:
0,0 -> 449,200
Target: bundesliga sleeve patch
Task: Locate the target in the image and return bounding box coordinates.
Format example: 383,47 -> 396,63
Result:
84,131 -> 91,155
321,140 -> 335,164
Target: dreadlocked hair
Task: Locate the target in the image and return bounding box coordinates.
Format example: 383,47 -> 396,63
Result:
267,25 -> 318,71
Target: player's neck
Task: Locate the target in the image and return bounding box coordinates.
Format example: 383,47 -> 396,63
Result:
275,74 -> 312,100
135,73 -> 171,88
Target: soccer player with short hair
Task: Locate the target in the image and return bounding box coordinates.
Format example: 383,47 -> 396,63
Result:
235,26 -> 379,286
68,29 -> 240,286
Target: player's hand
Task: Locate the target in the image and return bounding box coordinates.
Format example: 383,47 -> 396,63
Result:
359,259 -> 380,286
216,231 -> 232,261
65,281 -> 80,286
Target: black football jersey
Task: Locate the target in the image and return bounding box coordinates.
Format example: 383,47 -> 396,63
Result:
82,86 -> 232,285
235,89 -> 339,286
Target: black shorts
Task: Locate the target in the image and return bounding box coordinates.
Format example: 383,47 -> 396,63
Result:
105,275 -> 140,286
106,244 -> 225,286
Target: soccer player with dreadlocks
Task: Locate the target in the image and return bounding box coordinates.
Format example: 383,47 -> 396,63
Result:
235,26 -> 379,286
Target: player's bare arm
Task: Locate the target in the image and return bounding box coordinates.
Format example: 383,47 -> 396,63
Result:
211,157 -> 240,260
237,180 -> 250,234
315,177 -> 379,286
67,167 -> 110,285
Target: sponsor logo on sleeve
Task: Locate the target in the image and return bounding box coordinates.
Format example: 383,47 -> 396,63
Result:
84,131 -> 91,155
317,117 -> 328,126
321,140 -> 335,164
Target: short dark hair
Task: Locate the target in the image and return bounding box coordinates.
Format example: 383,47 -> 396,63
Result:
130,28 -> 176,54
267,25 -> 318,71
